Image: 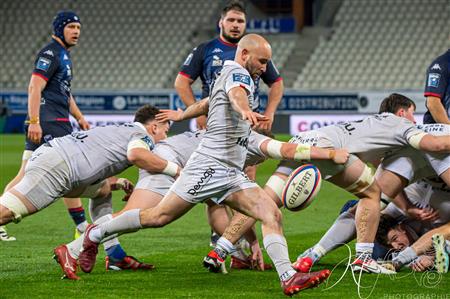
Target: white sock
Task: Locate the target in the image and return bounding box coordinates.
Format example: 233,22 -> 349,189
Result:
67,234 -> 84,259
392,246 -> 417,267
216,237 -> 235,254
76,221 -> 89,233
356,242 -> 374,255
263,234 -> 295,281
89,209 -> 142,243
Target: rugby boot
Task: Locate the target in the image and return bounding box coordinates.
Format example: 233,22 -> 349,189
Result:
106,256 -> 155,271
281,269 -> 331,296
79,224 -> 100,273
203,249 -> 225,273
53,245 -> 80,280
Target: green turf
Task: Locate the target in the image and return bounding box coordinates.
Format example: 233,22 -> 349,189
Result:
0,134 -> 448,298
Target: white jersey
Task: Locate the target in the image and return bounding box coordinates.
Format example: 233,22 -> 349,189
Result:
311,113 -> 425,162
50,122 -> 154,188
196,60 -> 255,169
138,130 -> 269,180
381,123 -> 450,183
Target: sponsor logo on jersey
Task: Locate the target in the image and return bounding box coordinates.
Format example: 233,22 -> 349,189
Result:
212,48 -> 223,53
187,167 -> 215,196
232,73 -> 251,85
43,50 -> 54,56
184,53 -> 193,66
212,55 -> 223,67
36,57 -> 51,72
428,73 -> 440,88
431,63 -> 441,71
141,136 -> 155,150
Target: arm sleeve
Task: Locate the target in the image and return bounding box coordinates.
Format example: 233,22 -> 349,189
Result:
225,68 -> 253,95
179,43 -> 206,81
32,50 -> 59,81
424,55 -> 448,99
260,60 -> 282,85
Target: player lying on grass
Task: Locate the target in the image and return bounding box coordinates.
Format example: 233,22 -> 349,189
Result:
295,180 -> 449,273
202,93 -> 450,275
54,127 -> 349,279
71,35 -> 339,296
0,104 -> 178,235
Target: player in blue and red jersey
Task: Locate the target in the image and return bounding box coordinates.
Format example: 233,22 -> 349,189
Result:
1,11 -> 90,241
174,0 -> 283,133
423,49 -> 450,124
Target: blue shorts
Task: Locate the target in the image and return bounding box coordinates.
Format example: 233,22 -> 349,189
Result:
24,121 -> 73,151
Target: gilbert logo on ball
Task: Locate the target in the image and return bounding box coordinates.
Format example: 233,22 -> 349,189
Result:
282,164 -> 322,212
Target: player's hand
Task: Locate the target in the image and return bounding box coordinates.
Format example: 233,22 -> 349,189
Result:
28,123 -> 42,144
196,115 -> 207,130
406,206 -> 439,222
78,117 -> 90,130
250,241 -> 265,271
110,178 -> 134,201
410,255 -> 433,272
242,111 -> 268,127
156,109 -> 184,122
255,112 -> 274,134
332,149 -> 350,164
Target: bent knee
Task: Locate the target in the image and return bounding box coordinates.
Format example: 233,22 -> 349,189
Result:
0,192 -> 30,224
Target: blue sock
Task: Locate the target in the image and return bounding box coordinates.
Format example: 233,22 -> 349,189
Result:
68,207 -> 86,225
106,244 -> 127,262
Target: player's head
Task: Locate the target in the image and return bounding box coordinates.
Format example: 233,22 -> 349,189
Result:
376,215 -> 412,250
219,1 -> 246,44
379,93 -> 416,123
134,104 -> 169,143
236,34 -> 272,79
52,11 -> 81,48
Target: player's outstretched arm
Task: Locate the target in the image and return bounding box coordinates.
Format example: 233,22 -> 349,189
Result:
156,98 -> 209,122
412,133 -> 450,153
27,75 -> 47,144
228,87 -> 268,126
127,148 -> 180,178
259,139 -> 349,164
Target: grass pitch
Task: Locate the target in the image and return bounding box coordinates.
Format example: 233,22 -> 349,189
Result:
0,134 -> 448,298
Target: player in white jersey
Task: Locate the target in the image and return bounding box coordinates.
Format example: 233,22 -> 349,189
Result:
75,35 -> 332,296
0,104 -> 179,231
54,128 -> 349,279
204,93 -> 450,275
294,180 -> 449,273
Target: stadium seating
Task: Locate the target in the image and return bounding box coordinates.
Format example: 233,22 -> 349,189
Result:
0,0 -> 220,90
293,0 -> 450,90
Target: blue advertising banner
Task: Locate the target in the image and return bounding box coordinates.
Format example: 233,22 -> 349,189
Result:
247,17 -> 296,34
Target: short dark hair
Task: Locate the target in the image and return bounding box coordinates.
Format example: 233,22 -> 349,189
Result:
134,104 -> 160,124
375,214 -> 400,248
221,0 -> 246,18
378,93 -> 416,114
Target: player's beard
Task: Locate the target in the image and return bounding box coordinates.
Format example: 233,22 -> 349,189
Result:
221,25 -> 244,44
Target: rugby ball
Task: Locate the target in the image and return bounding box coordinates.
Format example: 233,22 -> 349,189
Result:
281,164 -> 322,212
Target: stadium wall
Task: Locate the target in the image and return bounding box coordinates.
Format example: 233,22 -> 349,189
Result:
0,89 -> 425,135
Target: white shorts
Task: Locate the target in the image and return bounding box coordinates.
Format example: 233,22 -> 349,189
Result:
381,148 -> 435,183
136,169 -> 175,197
169,152 -> 258,204
276,131 -> 357,179
14,145 -> 72,210
425,152 -> 450,177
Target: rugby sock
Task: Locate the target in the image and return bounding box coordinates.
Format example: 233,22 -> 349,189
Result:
392,246 -> 417,267
263,234 -> 295,281
89,193 -> 113,222
89,209 -> 142,243
68,207 -> 87,226
105,244 -> 127,262
355,242 -> 374,258
317,210 -> 357,256
76,221 -> 88,234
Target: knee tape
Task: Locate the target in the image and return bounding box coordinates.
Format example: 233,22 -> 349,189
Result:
265,175 -> 286,200
345,165 -> 375,195
0,192 -> 29,223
